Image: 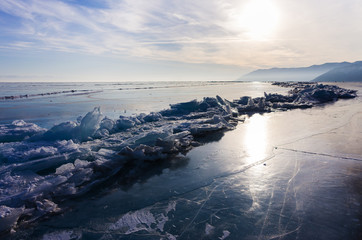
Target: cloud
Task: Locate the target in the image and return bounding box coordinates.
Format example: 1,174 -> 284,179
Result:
0,0 -> 245,61
1,0 -> 362,68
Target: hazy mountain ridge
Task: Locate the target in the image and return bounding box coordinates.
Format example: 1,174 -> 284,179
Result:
239,61 -> 362,82
312,61 -> 362,82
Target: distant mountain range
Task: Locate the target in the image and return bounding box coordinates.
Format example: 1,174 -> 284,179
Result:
312,61 -> 362,82
239,61 -> 362,82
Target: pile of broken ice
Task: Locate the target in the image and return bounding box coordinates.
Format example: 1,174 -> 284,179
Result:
0,83 -> 357,233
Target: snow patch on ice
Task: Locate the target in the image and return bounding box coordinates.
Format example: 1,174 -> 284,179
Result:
219,230 -> 231,240
55,163 -> 75,175
166,201 -> 177,213
109,209 -> 156,234
109,201 -> 177,235
205,223 -> 215,235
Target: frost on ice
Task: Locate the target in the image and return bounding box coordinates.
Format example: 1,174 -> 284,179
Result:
0,83 -> 357,233
108,201 -> 177,237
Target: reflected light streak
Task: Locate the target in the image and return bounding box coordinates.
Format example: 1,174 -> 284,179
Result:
242,114 -> 270,212
244,114 -> 269,162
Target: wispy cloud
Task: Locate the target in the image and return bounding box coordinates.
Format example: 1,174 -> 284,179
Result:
1,0 -> 362,68
0,0 -> 260,65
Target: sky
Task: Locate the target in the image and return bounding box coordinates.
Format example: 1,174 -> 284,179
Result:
0,0 -> 362,82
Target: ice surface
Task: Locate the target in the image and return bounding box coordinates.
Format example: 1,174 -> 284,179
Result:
0,82 -> 288,129
39,107 -> 105,141
0,82 -> 358,235
0,140 -> 81,163
42,230 -> 82,240
79,107 -> 104,141
41,121 -> 79,141
0,206 -> 25,232
0,120 -> 46,142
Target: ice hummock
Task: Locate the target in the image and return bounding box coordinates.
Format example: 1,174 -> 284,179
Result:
0,89 -> 95,100
0,120 -> 46,143
0,82 -> 357,234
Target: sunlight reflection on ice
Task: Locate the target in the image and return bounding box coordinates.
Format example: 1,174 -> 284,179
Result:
242,114 -> 271,213
244,114 -> 269,162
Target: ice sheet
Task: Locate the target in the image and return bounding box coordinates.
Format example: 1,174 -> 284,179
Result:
0,82 -> 360,239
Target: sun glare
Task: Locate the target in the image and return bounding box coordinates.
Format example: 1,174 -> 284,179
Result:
237,0 -> 279,40
244,114 -> 269,162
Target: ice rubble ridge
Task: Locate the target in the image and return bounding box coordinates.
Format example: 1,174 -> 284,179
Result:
0,89 -> 94,100
0,83 -> 357,234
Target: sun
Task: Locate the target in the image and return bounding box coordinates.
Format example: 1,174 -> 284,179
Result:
237,0 -> 280,40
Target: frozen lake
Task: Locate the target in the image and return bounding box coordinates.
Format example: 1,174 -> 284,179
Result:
0,81 -> 289,128
0,81 -> 361,239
